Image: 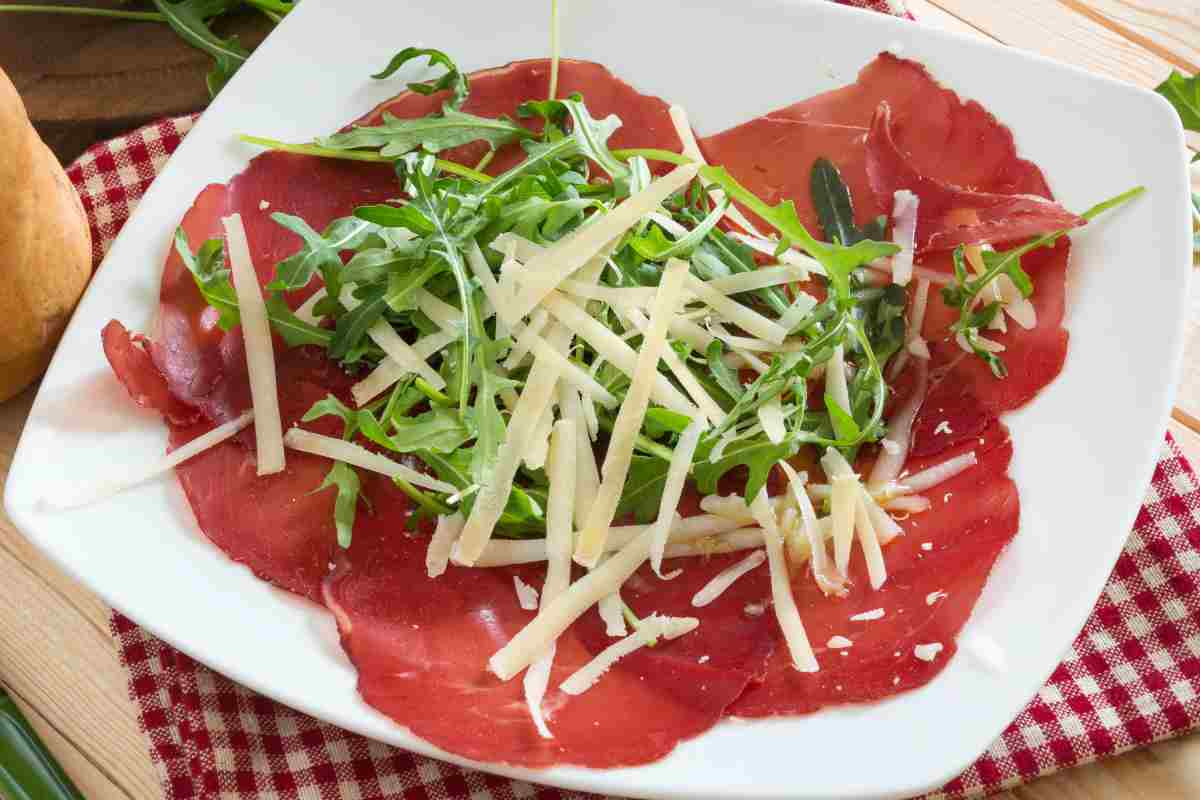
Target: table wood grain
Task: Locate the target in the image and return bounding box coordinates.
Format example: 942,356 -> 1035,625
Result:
1,2 -> 1197,797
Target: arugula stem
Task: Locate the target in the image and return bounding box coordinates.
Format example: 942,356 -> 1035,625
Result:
242,0 -> 293,15
393,477 -> 452,516
238,135 -> 494,183
596,416 -> 675,461
414,378 -> 453,406
0,4 -> 165,20
612,148 -> 693,166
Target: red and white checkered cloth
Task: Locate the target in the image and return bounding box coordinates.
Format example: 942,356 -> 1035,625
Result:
67,10 -> 1200,798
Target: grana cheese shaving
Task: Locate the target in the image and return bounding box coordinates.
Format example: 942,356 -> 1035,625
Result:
826,344 -> 851,416
466,238 -> 515,330
648,419 -> 705,577
757,399 -> 787,444
491,231 -> 546,263
621,306 -> 724,425
454,351 -> 563,566
426,512 -> 464,578
685,274 -> 788,344
576,259 -> 690,567
750,489 -> 818,672
294,287 -> 327,325
729,232 -> 823,275
903,451 -> 977,492
529,335 -> 618,408
597,591 -> 627,636
490,528 -> 657,680
668,104 -> 764,237
890,190 -> 918,286
53,411 -> 254,509
282,428 -> 454,493
339,285 -> 446,392
513,576 -> 540,610
854,492 -> 888,590
691,550 -> 766,607
868,359 -> 928,489
559,615 -> 699,695
558,386 -> 600,529
503,309 -> 550,370
777,462 -> 844,596
510,163 -> 700,319
222,214 -> 284,475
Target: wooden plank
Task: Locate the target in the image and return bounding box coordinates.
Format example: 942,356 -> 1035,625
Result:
927,0 -> 1177,87
907,0 -> 997,37
1056,0 -> 1200,74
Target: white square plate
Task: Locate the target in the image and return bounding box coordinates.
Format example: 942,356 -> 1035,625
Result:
5,1 -> 1193,797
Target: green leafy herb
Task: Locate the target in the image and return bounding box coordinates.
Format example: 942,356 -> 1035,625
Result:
320,107 -> 534,158
150,0 -> 249,95
693,435 -> 801,503
269,214 -> 378,291
371,47 -> 469,107
1155,70 -> 1200,131
174,228 -> 239,329
316,461 -> 363,548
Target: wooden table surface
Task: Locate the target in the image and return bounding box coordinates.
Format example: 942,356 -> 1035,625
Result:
1,2 -> 1199,798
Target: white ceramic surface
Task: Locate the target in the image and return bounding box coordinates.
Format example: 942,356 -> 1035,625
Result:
5,1 -> 1192,797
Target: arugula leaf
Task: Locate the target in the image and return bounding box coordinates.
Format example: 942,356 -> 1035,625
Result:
320,107 -> 533,159
268,214 -> 377,291
1155,70 -> 1200,131
643,408 -> 694,438
615,456 -> 670,523
705,341 -> 746,401
303,394 -> 362,439
811,157 -> 861,245
824,395 -> 861,442
629,200 -> 728,261
151,0 -> 248,96
329,284 -> 389,360
693,435 -> 800,503
264,294 -> 333,348
371,47 -> 469,108
316,461 -> 362,548
516,96 -> 632,193
359,407 -> 472,453
174,228 -> 239,329
700,165 -> 898,307
471,339 -> 515,487
353,204 -> 436,236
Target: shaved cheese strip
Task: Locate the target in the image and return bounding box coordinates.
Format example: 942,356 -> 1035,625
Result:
491,231 -> 546,262
597,591 -> 628,637
294,287 -> 327,325
503,309 -> 550,370
426,512 -> 464,578
708,265 -> 811,295
467,239 -> 515,331
339,286 -> 446,392
884,494 -> 931,513
729,232 -> 823,275
350,333 -> 455,406
412,287 -> 468,334
750,490 -> 818,672
685,274 -> 788,344
997,274 -> 1037,329
890,276 -> 932,379
544,419 -> 576,602
559,280 -> 656,307
868,359 -> 928,489
560,615 -> 699,695
778,292 -> 819,332
524,419 -> 575,738
283,429 -> 453,493
698,493 -> 785,525
903,451 -> 978,492
666,528 -> 764,557
862,489 -> 904,545
778,462 -> 843,596
826,344 -> 851,415
529,336 -> 617,407
956,330 -> 1005,354
559,387 -> 600,529
854,493 -> 888,589
622,306 -> 724,425
542,292 -> 698,418
649,211 -> 688,238
523,318 -> 576,470
890,190 -> 918,286
691,550 -> 766,607
649,419 -> 705,577
474,513 -> 745,567
510,163 -> 700,319
757,399 -> 787,444
668,104 -> 764,237
513,576 -> 540,610
490,528 -> 656,680
223,214 -> 284,475
455,353 -> 562,566
576,259 -> 689,567
53,411 -> 253,509
524,405 -> 554,472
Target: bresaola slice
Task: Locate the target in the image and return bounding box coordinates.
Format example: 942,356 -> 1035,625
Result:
323,519 -> 775,768
865,103 -> 1085,252
101,319 -> 199,426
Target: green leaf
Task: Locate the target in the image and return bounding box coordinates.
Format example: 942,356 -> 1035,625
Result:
353,204 -> 436,236
329,285 -> 389,360
614,456 -> 671,523
371,47 -> 469,108
1155,70 -> 1200,131
471,339 -> 514,486
514,96 -> 631,193
303,394 -> 361,439
629,200 -> 728,261
811,157 -> 861,245
824,395 -> 861,442
360,407 -> 472,453
150,0 -> 248,96
173,228 -> 239,329
264,293 -> 333,348
268,214 -> 377,291
693,435 -> 800,503
316,461 -> 362,548
319,107 -> 533,158
643,408 -> 694,438
385,259 -> 444,312
705,341 -> 745,401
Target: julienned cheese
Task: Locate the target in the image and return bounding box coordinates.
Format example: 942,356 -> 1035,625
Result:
668,104 -> 765,237
691,550 -> 766,607
750,490 -> 818,672
222,214 -> 284,475
283,429 -> 455,493
648,419 -> 705,577
575,259 -> 690,567
559,615 -> 699,695
509,163 -> 700,320
426,512 -> 464,578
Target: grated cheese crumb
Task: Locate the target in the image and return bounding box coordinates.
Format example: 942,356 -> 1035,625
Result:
744,601 -> 768,617
513,576 -> 540,611
926,590 -> 947,606
258,200 -> 270,210
920,542 -> 933,551
943,492 -> 953,503
827,636 -> 853,649
914,642 -> 944,662
934,420 -> 953,436
850,608 -> 885,622
698,655 -> 710,664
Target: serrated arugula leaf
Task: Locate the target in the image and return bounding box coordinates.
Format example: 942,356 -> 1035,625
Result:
629,200 -> 728,261
316,461 -> 362,548
353,204 -> 436,236
693,435 -> 800,503
1155,70 -> 1200,131
615,456 -> 671,523
824,395 -> 861,442
264,293 -> 333,348
268,214 -> 377,291
174,228 -> 240,329
371,47 -> 469,108
303,394 -> 362,439
705,341 -> 746,401
811,157 -> 862,245
471,339 -> 515,487
643,408 -> 693,439
150,0 -> 248,96
359,406 -> 472,453
516,96 -> 631,193
320,108 -> 533,158
329,284 -> 389,359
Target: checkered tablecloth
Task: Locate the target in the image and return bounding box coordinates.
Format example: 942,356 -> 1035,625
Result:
65,3 -> 1200,795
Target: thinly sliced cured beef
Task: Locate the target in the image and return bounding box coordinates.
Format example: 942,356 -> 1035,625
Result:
732,421 -> 1017,716
324,521 -> 775,767
865,103 -> 1085,252
700,52 -> 1070,414
101,319 -> 199,426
